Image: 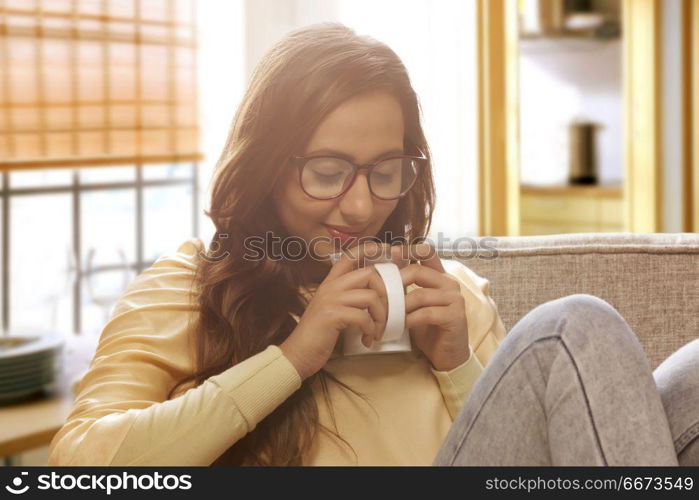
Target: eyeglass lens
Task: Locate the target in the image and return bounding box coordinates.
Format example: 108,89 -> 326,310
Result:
300,157 -> 418,199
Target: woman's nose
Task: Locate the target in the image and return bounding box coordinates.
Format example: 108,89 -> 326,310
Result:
338,172 -> 374,222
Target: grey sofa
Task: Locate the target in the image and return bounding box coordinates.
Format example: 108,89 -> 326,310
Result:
438,232 -> 699,369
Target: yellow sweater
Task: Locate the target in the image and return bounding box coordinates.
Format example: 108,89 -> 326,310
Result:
47,238 -> 506,466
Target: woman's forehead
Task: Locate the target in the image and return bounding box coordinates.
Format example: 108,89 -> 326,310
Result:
304,91 -> 404,162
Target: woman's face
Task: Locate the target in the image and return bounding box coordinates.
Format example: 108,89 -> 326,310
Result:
273,90 -> 404,261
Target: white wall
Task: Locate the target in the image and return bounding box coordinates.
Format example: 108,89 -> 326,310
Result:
243,0 -> 339,83
519,38 -> 623,186
661,0 -> 685,232
196,0 -> 246,243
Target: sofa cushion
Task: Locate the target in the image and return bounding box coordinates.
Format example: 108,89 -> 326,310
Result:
438,232 -> 699,369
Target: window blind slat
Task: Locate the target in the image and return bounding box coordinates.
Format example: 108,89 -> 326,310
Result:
0,0 -> 200,170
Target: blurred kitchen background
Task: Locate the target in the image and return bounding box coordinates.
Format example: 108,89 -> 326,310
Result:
519,0 -> 625,234
0,0 -> 697,465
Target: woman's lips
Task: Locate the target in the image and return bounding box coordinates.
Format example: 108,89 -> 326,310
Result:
323,224 -> 362,244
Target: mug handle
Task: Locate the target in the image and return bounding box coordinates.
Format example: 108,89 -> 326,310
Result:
373,262 -> 406,342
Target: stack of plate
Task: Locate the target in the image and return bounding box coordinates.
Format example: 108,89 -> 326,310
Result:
0,335 -> 64,405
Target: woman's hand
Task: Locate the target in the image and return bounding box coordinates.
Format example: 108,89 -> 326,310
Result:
279,242 -> 391,381
395,243 -> 471,372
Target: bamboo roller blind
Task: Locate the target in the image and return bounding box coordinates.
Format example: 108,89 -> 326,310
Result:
0,0 -> 201,170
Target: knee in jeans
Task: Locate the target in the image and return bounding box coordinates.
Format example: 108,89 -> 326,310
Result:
536,293 -> 621,326
510,294 -> 636,355
655,339 -> 699,403
654,339 -> 699,465
527,293 -> 632,342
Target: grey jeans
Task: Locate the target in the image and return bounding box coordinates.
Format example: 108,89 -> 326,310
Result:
433,294 -> 699,466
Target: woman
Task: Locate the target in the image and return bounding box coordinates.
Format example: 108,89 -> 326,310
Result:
48,22 -> 698,466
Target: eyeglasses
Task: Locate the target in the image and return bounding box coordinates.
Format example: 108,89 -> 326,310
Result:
289,148 -> 427,201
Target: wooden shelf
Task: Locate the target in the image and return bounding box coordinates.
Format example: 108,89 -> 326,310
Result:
521,184 -> 623,197
520,184 -> 624,235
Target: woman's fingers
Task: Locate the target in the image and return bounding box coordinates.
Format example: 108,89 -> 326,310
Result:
328,263 -> 388,300
339,306 -> 376,340
405,304 -> 456,330
355,267 -> 389,340
339,288 -> 387,340
405,287 -> 458,313
407,243 -> 444,273
326,242 -> 441,282
328,265 -> 375,291
389,244 -> 411,269
325,241 -> 392,281
400,263 -> 459,291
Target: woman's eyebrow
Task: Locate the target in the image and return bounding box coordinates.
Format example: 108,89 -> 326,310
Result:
303,148 -> 405,163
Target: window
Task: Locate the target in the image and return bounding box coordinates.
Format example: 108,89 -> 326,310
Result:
1,0 -> 202,336
3,164 -> 198,336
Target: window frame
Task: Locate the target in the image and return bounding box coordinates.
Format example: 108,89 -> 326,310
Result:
1,162 -> 199,335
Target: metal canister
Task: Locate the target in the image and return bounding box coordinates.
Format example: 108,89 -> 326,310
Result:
569,121 -> 601,185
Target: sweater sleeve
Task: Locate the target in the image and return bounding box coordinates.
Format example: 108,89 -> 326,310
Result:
428,259 -> 507,420
47,238 -> 302,466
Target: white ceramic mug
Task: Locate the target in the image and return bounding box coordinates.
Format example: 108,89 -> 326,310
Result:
329,252 -> 412,356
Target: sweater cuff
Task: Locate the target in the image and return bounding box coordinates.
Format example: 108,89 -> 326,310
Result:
208,344 -> 302,433
430,345 -> 484,420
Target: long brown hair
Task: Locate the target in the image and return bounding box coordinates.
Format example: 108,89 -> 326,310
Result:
168,22 -> 436,465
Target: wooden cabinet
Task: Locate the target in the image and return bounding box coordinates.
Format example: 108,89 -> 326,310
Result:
520,184 -> 624,235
